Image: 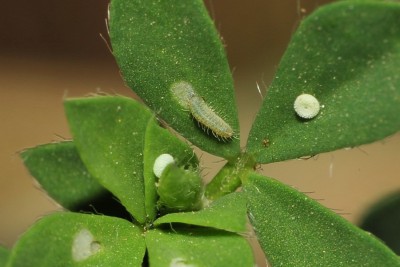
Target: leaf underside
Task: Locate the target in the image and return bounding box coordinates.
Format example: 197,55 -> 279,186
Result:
360,191 -> 400,254
20,142 -> 106,211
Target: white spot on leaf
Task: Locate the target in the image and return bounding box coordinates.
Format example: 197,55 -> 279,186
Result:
72,229 -> 101,262
170,257 -> 196,267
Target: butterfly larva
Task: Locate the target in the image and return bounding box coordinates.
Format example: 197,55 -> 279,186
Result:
171,81 -> 234,140
188,94 -> 234,140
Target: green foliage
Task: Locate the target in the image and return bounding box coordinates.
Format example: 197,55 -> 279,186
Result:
7,213 -> 146,267
154,192 -> 247,233
9,0 -> 400,266
145,227 -> 254,267
244,173 -> 400,266
15,95 -> 252,266
109,0 -> 240,160
64,96 -> 154,224
247,1 -> 400,163
144,120 -> 200,218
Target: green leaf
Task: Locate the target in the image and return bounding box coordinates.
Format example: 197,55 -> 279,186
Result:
153,192 -> 247,233
247,1 -> 400,163
0,246 -> 10,267
64,96 -> 153,224
244,173 -> 400,266
360,191 -> 400,254
20,142 -> 106,211
109,0 -> 240,160
145,227 -> 254,267
7,212 -> 145,267
143,119 -> 199,221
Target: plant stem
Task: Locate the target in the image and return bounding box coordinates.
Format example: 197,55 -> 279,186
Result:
204,152 -> 255,201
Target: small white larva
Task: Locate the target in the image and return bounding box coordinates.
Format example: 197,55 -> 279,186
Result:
171,81 -> 234,140
293,93 -> 320,119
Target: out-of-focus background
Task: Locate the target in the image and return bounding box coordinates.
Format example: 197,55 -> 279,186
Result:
1,0 -> 399,257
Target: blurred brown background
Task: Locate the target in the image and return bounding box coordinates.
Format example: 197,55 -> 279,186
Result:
1,0 -> 399,257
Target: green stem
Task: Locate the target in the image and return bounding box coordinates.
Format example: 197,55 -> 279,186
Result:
204,152 -> 255,201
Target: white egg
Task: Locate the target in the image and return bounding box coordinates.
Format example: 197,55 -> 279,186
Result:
294,93 -> 320,119
153,154 -> 175,178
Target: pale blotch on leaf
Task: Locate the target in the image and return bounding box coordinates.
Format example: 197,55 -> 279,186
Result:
153,153 -> 175,178
169,257 -> 196,267
72,228 -> 101,262
293,93 -> 320,119
170,81 -> 196,109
